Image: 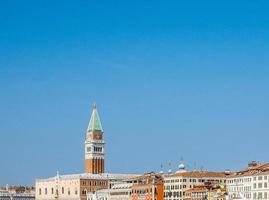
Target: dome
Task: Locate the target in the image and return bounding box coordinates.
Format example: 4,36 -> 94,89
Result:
178,163 -> 185,170
176,162 -> 186,173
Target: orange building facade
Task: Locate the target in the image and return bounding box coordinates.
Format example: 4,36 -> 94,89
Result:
130,173 -> 164,200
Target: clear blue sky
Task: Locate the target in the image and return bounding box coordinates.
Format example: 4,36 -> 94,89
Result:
0,0 -> 268,186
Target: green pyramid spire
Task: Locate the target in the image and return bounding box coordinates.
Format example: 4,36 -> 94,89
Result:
87,102 -> 103,132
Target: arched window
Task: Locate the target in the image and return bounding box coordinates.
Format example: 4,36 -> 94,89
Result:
82,188 -> 87,195
62,187 -> 64,194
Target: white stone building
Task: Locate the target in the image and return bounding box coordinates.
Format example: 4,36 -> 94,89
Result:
87,183 -> 132,200
36,172 -> 137,200
0,189 -> 35,200
163,163 -> 228,200
226,162 -> 269,199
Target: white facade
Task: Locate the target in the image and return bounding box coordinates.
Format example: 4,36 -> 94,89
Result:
227,171 -> 269,199
226,162 -> 269,200
226,175 -> 252,199
36,173 -> 138,200
252,172 -> 269,199
36,173 -> 84,200
87,183 -> 132,200
0,190 -> 35,200
163,171 -> 227,200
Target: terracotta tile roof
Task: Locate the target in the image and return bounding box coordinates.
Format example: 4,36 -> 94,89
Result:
167,171 -> 228,178
228,163 -> 269,177
185,185 -> 207,193
126,172 -> 163,185
129,172 -> 162,180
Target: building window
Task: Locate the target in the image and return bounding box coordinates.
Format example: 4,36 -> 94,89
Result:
62,187 -> 64,194
94,146 -> 103,152
51,188 -> 54,194
45,188 -> 47,195
82,189 -> 87,195
39,188 -> 41,195
75,188 -> 78,195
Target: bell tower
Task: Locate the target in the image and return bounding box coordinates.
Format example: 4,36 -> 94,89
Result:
85,103 -> 105,174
